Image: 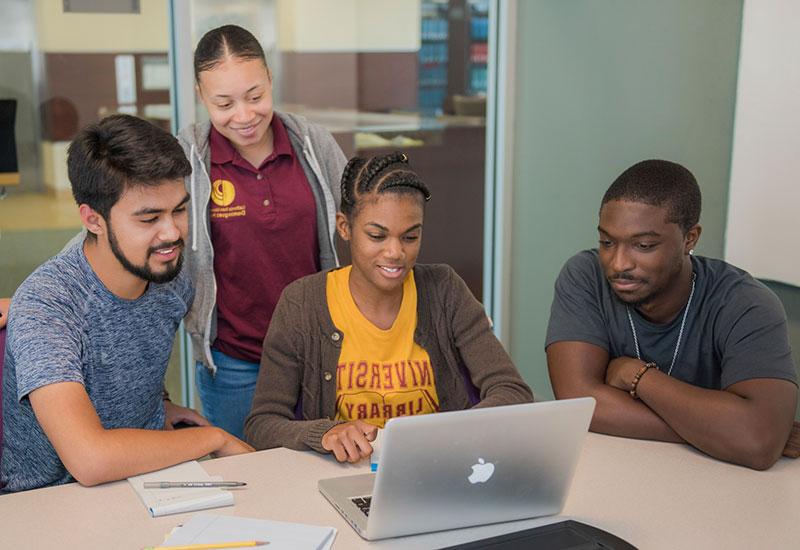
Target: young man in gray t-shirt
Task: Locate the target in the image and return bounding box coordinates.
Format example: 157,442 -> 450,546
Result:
546,159 -> 798,470
1,115 -> 252,492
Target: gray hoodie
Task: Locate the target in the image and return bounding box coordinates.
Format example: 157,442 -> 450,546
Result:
177,111 -> 347,374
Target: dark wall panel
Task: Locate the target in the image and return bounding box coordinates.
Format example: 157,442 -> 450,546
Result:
279,52 -> 358,110
357,52 -> 418,112
279,51 -> 418,113
43,52 -> 170,140
332,125 -> 485,300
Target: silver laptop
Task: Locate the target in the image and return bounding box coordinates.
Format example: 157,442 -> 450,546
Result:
318,397 -> 595,540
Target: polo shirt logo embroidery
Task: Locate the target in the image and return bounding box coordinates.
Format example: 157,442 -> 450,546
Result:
211,179 -> 236,206
210,179 -> 246,219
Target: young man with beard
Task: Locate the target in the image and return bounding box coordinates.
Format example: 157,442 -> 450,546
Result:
546,159 -> 799,470
0,115 -> 253,493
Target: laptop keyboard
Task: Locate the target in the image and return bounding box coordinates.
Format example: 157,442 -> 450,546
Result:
350,495 -> 372,516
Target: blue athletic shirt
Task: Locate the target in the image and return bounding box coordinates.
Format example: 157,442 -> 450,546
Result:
1,240 -> 194,492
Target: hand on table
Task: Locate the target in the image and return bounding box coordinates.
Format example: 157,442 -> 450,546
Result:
212,431 -> 256,457
322,420 -> 378,463
783,420 -> 800,458
163,402 -> 253,456
605,356 -> 648,393
163,400 -> 210,430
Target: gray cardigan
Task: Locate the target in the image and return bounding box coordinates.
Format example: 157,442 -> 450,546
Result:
244,264 -> 534,453
177,112 -> 347,374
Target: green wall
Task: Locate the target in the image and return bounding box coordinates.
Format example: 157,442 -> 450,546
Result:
508,1 -> 744,400
0,228 -> 81,297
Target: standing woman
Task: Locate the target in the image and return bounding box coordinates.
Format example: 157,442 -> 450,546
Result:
244,153 -> 533,462
178,25 -> 346,439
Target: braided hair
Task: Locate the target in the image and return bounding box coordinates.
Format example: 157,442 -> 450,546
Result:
340,152 -> 431,219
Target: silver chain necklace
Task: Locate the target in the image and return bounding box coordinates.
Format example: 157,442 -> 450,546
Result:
626,272 -> 696,376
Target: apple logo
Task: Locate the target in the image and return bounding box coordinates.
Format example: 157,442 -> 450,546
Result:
467,458 -> 495,484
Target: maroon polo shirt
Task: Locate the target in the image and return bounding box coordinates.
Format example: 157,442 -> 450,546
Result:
209,116 -> 319,363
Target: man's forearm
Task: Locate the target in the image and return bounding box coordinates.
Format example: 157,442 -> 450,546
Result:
635,370 -> 793,469
546,341 -> 683,442
587,383 -> 684,443
69,426 -> 227,486
30,380 -> 246,487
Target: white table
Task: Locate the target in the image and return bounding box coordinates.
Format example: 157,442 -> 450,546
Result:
1,433 -> 797,549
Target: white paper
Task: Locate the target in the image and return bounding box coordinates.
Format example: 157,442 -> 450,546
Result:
128,461 -> 234,517
163,513 -> 337,550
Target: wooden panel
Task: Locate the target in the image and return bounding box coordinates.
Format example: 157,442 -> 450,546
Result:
279,52 -> 358,110
42,52 -> 171,140
357,52 -> 418,112
44,53 -> 117,138
338,124 -> 486,300
0,173 -> 20,185
279,51 -> 418,113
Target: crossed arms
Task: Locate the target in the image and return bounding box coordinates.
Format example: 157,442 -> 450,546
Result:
547,341 -> 799,470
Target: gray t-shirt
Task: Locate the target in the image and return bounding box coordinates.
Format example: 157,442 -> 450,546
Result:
1,241 -> 194,492
546,250 -> 797,389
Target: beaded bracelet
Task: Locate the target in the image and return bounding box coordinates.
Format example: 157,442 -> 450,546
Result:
630,362 -> 658,399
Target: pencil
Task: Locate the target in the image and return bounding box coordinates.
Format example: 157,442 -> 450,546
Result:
143,541 -> 268,550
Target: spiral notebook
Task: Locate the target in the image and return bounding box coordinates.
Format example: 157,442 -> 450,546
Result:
128,461 -> 235,517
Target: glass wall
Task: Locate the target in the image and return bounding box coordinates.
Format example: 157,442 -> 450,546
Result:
0,0 -> 174,298
181,0 -> 490,298
0,0 -> 494,405
0,0 -> 182,392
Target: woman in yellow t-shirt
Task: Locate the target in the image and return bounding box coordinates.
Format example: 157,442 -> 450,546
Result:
244,152 -> 533,462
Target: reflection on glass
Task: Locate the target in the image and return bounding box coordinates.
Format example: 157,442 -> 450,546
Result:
0,0 -> 491,303
187,0 -> 489,297
0,1 -> 171,297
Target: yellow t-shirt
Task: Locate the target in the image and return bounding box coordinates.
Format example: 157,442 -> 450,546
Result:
327,266 -> 440,428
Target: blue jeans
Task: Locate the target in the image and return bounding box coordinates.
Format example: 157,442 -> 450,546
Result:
195,350 -> 260,440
